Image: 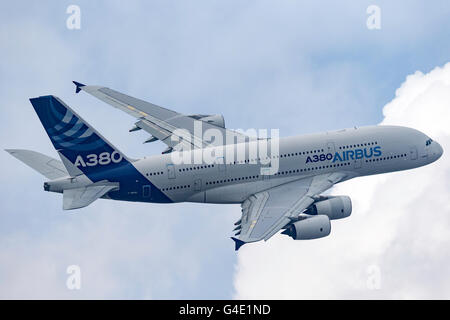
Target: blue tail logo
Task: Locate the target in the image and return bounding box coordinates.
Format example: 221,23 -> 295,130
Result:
30,95 -> 128,178
29,95 -> 172,203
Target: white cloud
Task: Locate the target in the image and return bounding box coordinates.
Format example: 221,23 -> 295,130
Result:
233,62 -> 450,299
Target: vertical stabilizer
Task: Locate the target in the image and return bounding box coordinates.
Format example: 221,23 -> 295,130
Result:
29,95 -> 130,181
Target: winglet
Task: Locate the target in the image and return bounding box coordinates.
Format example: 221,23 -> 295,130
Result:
231,237 -> 246,251
72,81 -> 86,93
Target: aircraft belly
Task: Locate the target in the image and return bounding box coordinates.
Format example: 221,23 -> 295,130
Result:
184,191 -> 205,203
205,184 -> 249,203
199,176 -> 304,204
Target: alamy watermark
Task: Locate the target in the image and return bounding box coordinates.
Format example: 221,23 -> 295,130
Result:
366,264 -> 381,290
66,5 -> 81,30
66,265 -> 81,290
366,5 -> 381,30
167,121 -> 280,175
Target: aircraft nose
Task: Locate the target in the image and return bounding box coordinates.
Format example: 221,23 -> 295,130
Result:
434,141 -> 444,159
429,141 -> 444,161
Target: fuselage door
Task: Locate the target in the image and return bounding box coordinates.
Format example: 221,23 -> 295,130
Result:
327,141 -> 336,154
194,179 -> 202,191
409,146 -> 418,160
143,185 -> 151,198
217,156 -> 226,172
167,163 -> 176,179
261,166 -> 271,180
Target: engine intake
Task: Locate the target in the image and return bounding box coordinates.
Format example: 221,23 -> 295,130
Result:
305,196 -> 352,220
282,215 -> 331,240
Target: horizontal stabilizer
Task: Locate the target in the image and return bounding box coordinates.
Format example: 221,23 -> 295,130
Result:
63,183 -> 118,210
5,149 -> 68,179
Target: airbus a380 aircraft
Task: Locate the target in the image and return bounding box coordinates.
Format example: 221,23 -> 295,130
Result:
7,82 -> 443,250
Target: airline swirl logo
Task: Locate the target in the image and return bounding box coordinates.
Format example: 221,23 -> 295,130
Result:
31,96 -> 125,172
45,100 -> 105,152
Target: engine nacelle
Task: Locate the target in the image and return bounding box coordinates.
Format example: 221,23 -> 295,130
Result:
201,114 -> 225,128
282,215 -> 331,240
190,114 -> 225,128
305,196 -> 352,220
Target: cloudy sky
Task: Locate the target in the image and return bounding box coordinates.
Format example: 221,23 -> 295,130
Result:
1,1 -> 449,299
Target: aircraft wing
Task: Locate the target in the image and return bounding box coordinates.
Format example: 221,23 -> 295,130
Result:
73,81 -> 248,152
232,172 -> 347,250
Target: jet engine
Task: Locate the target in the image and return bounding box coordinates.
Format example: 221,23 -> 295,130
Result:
282,215 -> 331,240
189,114 -> 225,128
305,196 -> 352,220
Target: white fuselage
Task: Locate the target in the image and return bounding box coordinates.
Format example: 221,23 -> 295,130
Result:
128,125 -> 442,204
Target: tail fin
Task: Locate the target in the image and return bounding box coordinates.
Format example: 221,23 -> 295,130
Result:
5,149 -> 68,180
29,95 -> 130,181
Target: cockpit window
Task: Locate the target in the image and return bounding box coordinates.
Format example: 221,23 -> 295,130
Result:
426,139 -> 433,146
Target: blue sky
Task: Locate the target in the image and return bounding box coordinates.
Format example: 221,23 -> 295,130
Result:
1,1 -> 450,299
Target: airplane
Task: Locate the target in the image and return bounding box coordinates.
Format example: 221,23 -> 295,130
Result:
6,81 -> 443,250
